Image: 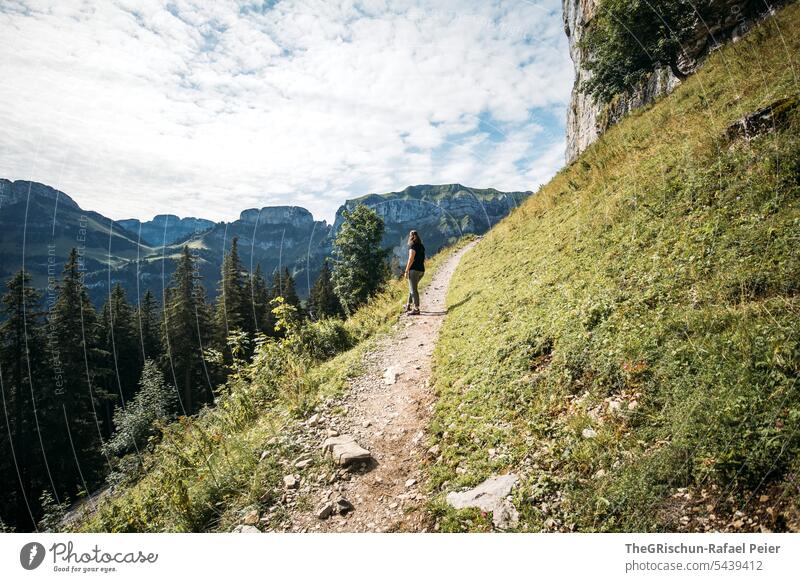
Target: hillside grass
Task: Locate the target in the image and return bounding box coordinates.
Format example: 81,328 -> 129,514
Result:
69,237 -> 473,532
427,5 -> 800,532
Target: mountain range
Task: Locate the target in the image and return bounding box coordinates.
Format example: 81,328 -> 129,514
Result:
0,179 -> 531,305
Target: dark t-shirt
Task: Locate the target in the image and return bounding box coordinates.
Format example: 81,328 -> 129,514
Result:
410,241 -> 425,272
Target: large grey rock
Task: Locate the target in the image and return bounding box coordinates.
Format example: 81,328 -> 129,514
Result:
322,435 -> 372,466
446,474 -> 520,529
231,524 -> 260,533
562,0 -> 681,163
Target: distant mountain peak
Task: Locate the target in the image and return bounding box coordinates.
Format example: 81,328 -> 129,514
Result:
0,178 -> 81,211
238,206 -> 316,227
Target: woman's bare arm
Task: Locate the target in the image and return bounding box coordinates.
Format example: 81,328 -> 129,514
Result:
405,248 -> 416,277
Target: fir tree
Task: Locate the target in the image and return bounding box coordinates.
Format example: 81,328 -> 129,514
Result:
270,267 -> 302,337
102,359 -> 176,457
308,260 -> 343,319
161,246 -> 213,414
214,236 -> 250,340
135,289 -> 161,362
100,283 -> 141,409
47,248 -> 106,496
331,204 -> 389,314
0,269 -> 49,529
271,266 -> 301,310
248,263 -> 274,335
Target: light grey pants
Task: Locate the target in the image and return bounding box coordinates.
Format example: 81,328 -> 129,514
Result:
407,269 -> 424,308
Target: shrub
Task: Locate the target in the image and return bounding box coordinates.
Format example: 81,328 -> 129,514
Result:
101,360 -> 176,458
298,318 -> 354,361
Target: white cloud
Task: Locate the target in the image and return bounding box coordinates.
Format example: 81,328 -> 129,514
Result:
0,0 -> 572,222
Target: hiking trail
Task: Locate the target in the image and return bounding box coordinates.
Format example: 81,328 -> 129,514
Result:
281,239 -> 478,532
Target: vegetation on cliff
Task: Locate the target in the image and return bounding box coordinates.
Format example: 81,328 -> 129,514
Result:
581,0 -> 778,103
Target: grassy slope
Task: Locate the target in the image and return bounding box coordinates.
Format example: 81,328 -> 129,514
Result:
71,237 -> 473,532
428,5 -> 800,532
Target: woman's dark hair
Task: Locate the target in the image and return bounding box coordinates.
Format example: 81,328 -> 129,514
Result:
408,230 -> 422,247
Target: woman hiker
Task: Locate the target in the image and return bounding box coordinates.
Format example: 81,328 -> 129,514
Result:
404,229 -> 425,315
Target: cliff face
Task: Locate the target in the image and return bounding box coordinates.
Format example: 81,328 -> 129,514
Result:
333,184 -> 532,265
116,214 -> 215,246
238,206 -> 316,228
332,185 -> 528,233
563,0 -> 598,163
563,0 -> 767,163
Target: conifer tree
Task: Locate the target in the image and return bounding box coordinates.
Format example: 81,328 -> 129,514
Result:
331,204 -> 389,314
0,269 -> 48,529
48,248 -> 106,495
215,237 -> 249,341
136,289 -> 161,362
269,267 -> 302,337
271,267 -> 301,310
249,263 -> 274,335
308,260 -> 343,319
161,246 -> 213,414
100,283 -> 141,408
102,359 -> 175,457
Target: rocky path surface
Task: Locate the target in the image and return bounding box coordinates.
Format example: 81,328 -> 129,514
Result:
278,240 -> 478,533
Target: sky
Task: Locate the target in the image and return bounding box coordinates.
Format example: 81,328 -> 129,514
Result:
0,0 -> 573,223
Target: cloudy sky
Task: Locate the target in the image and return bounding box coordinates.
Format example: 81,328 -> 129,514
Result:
0,0 -> 572,223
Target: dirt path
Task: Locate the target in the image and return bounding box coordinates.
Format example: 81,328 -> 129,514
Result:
285,240 -> 477,532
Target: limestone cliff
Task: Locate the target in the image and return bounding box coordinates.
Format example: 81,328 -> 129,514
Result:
116,214 -> 215,246
333,184 -> 532,265
238,206 -> 316,228
563,0 -> 771,163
